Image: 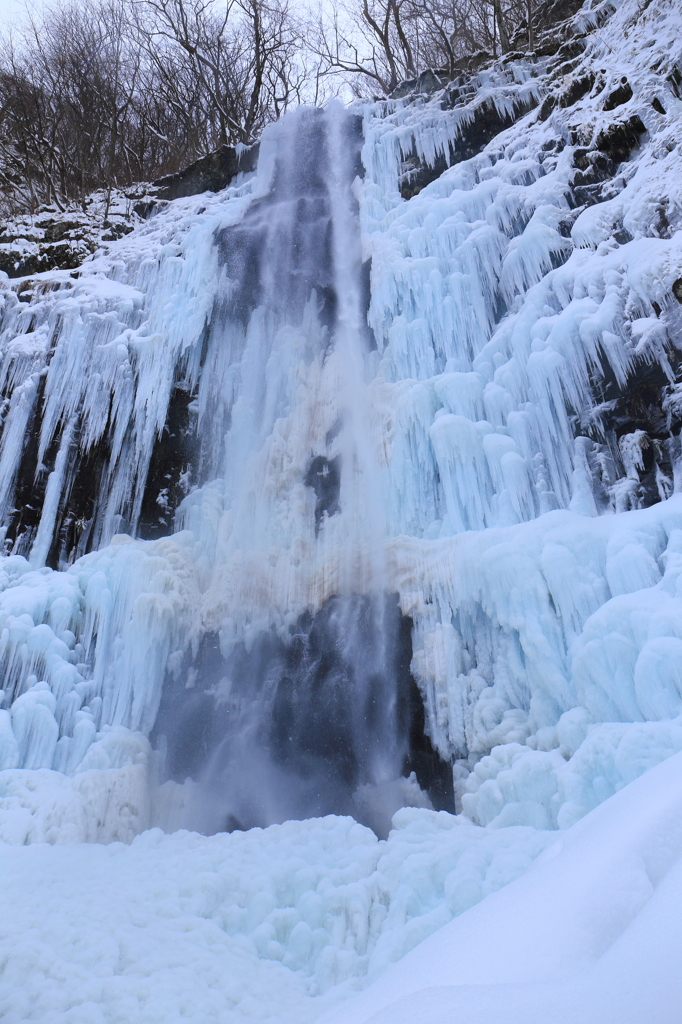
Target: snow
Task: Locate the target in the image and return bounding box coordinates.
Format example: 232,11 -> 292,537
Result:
319,750 -> 682,1024
0,811 -> 555,1022
0,0 -> 681,1018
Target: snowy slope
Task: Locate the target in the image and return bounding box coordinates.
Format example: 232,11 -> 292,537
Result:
0,812 -> 555,1023
321,750 -> 682,1024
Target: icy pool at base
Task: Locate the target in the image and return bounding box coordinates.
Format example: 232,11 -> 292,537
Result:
0,809 -> 556,1024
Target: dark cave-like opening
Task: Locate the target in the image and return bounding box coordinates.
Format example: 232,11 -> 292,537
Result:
151,594 -> 454,836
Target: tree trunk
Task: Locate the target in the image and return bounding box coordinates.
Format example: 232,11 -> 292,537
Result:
492,0 -> 510,53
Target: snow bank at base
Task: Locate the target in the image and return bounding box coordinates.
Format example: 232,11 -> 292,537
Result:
0,811 -> 554,1023
3,753 -> 681,1023
320,750 -> 682,1024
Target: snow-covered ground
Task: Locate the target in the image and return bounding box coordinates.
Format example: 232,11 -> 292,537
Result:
2,754 -> 681,1022
0,811 -> 555,1023
1,0 -> 682,1018
322,750 -> 682,1024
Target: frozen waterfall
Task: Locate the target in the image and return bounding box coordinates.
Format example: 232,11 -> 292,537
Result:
2,0 -> 682,1016
0,102 -> 453,837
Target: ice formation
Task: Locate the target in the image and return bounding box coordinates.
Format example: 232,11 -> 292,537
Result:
1,0 -> 682,1018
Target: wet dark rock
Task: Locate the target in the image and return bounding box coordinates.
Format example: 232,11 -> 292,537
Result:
566,115 -> 645,210
539,0 -> 589,29
603,78 -> 633,110
400,92 -> 539,200
538,72 -> 594,121
667,64 -> 682,99
583,346 -> 682,511
133,200 -> 161,219
37,219 -> 81,243
154,143 -> 260,201
595,115 -> 646,162
0,361 -> 197,565
101,222 -> 134,242
53,437 -> 111,566
305,455 -> 341,533
391,69 -> 448,99
651,97 -> 666,115
673,279 -> 682,303
0,240 -> 94,279
2,373 -> 56,560
571,146 -> 616,194
0,196 -> 142,278
450,94 -> 540,161
137,380 -> 198,541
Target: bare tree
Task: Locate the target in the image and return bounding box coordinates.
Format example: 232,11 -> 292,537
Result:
0,0 -> 315,217
314,0 -> 418,95
315,0 -> 537,97
0,0 -> 544,217
0,0 -> 152,213
128,0 -> 308,146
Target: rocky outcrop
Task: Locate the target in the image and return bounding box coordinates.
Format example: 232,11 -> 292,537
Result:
153,143 -> 259,201
0,191 -> 142,279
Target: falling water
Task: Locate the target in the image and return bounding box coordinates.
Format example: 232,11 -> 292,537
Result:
153,103 -> 438,836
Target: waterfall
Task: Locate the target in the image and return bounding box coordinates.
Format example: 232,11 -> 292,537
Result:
152,103 -> 431,835
0,101 -> 448,837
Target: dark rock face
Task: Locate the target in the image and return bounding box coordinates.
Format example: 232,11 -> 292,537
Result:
449,95 -> 540,164
603,78 -> 633,110
391,69 -> 449,100
400,91 -> 540,200
0,202 -> 138,278
0,234 -> 95,279
667,63 -> 682,99
578,335 -> 682,513
538,0 -> 588,28
153,143 -> 260,201
567,114 -> 647,208
1,372 -> 54,558
0,326 -> 200,566
595,114 -> 646,162
305,455 -> 341,533
137,380 -> 198,541
538,72 -> 594,121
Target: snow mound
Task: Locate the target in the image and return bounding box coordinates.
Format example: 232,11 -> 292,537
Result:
320,750 -> 682,1024
0,811 -> 554,1022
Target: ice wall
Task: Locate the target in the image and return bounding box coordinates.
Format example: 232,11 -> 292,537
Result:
357,0 -> 682,824
0,0 -> 681,853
